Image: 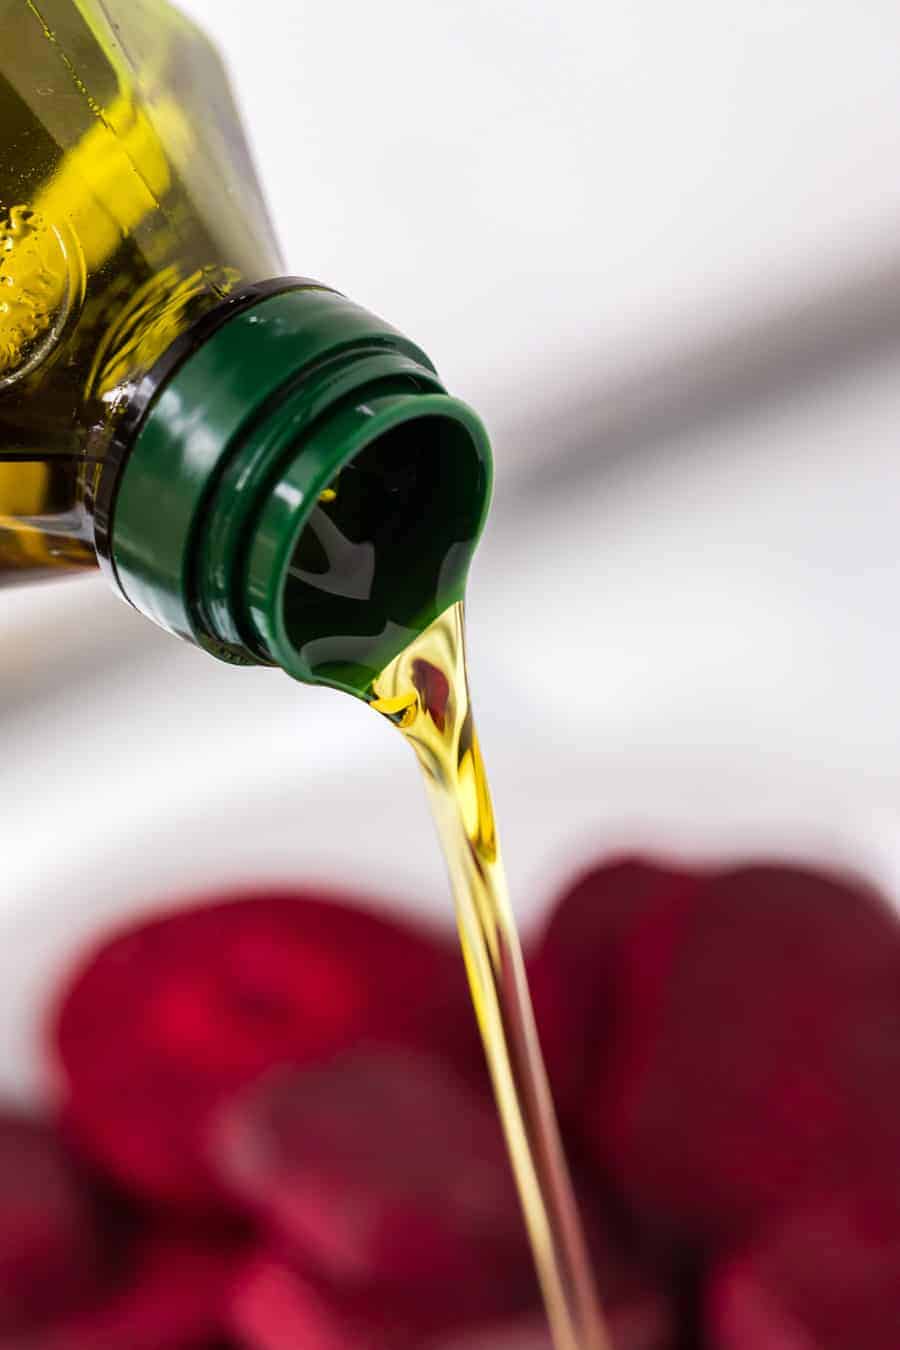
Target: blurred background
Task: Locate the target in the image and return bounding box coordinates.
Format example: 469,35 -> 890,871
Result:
5,0 -> 900,1097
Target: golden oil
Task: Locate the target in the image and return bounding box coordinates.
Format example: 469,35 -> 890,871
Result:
3,11 -> 599,1343
0,0 -> 281,579
372,602 -> 610,1350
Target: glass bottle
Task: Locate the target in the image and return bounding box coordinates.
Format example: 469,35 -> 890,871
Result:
0,0 -> 491,694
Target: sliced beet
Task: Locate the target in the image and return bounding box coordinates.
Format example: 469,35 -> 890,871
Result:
50,888 -> 466,1210
230,1256 -> 424,1350
215,1049 -> 677,1346
528,858 -> 703,1122
449,1301 -> 676,1350
1,1233 -> 241,1350
211,1049 -> 536,1323
574,1189 -> 679,1350
707,1190 -> 900,1350
430,1321 -> 555,1350
0,1109 -> 104,1332
231,1250 -> 675,1350
594,863 -> 900,1239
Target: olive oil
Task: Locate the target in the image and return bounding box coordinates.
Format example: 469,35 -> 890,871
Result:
1,0 -> 491,697
372,603 -> 609,1350
0,0 -> 280,579
2,10 -> 599,1343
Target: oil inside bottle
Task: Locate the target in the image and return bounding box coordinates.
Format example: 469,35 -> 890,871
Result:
0,0 -> 282,579
3,12 -> 605,1337
371,603 -> 609,1350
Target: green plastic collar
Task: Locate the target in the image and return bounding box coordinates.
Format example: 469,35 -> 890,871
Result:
110,286 -> 492,693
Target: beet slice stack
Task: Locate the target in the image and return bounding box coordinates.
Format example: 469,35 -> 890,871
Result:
51,888 -> 465,1211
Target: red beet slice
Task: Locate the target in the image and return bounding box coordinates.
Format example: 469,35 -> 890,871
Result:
230,1256 -> 432,1350
211,1049 -> 536,1324
573,1192 -> 678,1350
0,1109 -> 104,1332
51,888 -> 467,1210
432,1321 -> 555,1350
594,863 -> 900,1238
433,1305 -> 671,1350
0,1232 -> 240,1349
528,858 -> 702,1122
232,1250 -> 675,1350
230,1256 -> 442,1350
215,1050 -> 676,1346
707,1190 -> 900,1350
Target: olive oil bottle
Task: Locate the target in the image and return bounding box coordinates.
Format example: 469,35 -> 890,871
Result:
2,4 -> 608,1346
1,0 -> 283,578
0,0 -> 489,692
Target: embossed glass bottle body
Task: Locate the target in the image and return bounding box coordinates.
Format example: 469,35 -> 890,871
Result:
0,0 -> 282,579
0,0 -> 491,691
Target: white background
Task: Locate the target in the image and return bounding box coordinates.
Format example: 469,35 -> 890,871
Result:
4,0 -> 900,1097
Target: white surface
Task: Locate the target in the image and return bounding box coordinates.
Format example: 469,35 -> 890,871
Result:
176,0 -> 900,475
13,1 -> 900,629
5,3 -> 900,1096
6,349 -> 900,1095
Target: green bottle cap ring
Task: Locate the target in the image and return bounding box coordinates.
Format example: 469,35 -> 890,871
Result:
110,286 -> 492,693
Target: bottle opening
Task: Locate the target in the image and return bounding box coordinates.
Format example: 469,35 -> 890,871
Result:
279,414 -> 486,692
109,287 -> 493,678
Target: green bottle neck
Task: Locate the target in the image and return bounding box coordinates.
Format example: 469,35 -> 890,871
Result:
101,282 -> 492,696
